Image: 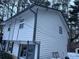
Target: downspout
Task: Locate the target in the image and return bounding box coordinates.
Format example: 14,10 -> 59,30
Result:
16,26 -> 20,41
10,19 -> 17,53
26,41 -> 29,59
33,9 -> 38,42
17,44 -> 21,59
30,8 -> 38,42
35,42 -> 40,59
7,18 -> 16,52
11,19 -> 17,41
7,20 -> 13,52
30,7 -> 40,59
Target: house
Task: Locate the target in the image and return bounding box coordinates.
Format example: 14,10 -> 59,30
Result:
2,4 -> 69,59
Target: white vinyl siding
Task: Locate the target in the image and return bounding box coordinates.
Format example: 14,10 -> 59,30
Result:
12,10 -> 34,41
35,7 -> 68,59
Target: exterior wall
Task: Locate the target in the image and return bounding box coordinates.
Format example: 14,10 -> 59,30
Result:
35,7 -> 69,59
2,10 -> 35,59
17,13 -> 34,41
3,10 -> 34,41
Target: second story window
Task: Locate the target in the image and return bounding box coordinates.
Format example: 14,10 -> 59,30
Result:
8,27 -> 10,31
59,26 -> 63,34
19,23 -> 24,29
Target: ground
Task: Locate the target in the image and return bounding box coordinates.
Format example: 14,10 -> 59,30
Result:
0,51 -> 13,59
68,53 -> 79,59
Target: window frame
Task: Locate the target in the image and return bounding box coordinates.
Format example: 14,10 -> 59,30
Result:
19,23 -> 24,29
59,26 -> 63,34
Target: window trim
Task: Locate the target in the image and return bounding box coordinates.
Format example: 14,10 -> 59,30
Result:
19,23 -> 24,29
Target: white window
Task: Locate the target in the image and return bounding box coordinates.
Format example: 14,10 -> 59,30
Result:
59,26 -> 63,34
8,27 -> 10,31
19,23 -> 24,29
